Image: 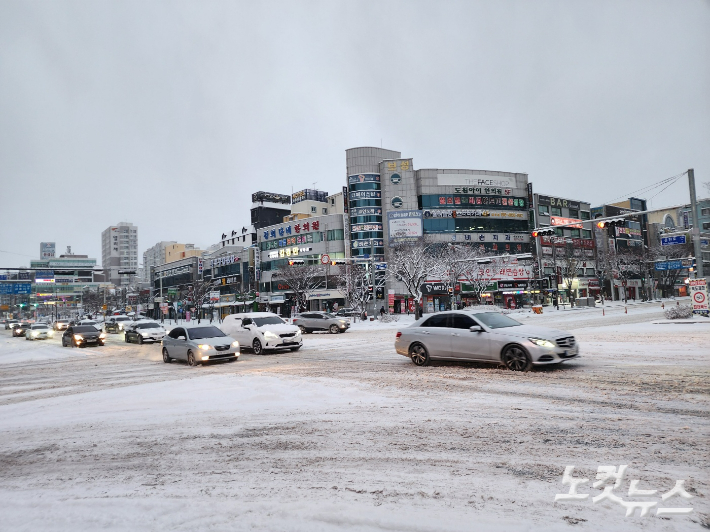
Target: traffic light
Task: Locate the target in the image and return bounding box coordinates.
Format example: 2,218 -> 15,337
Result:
376,287 -> 384,299
596,217 -> 625,230
448,287 -> 453,295
288,259 -> 304,266
531,228 -> 555,238
689,259 -> 697,273
331,259 -> 346,266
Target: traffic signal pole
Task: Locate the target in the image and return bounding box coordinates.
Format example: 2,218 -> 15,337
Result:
688,169 -> 704,279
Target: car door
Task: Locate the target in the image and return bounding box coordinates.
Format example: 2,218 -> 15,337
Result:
166,327 -> 188,360
450,314 -> 491,360
415,313 -> 453,359
240,318 -> 255,343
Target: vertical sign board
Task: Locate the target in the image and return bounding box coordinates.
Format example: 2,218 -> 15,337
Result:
689,278 -> 708,314
388,289 -> 395,311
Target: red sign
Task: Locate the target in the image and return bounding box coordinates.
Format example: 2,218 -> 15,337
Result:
551,216 -> 583,229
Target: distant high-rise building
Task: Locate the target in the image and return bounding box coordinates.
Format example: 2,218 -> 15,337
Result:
142,241 -> 177,282
101,222 -> 138,286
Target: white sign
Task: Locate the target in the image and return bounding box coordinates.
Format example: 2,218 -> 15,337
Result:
388,210 -> 423,241
40,242 -> 56,259
209,291 -> 220,302
689,278 -> 708,313
437,173 -> 516,189
320,254 -> 331,265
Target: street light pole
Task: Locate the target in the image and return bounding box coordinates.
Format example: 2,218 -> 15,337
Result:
688,169 -> 704,279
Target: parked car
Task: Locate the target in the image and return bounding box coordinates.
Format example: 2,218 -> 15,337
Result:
394,310 -> 579,371
292,312 -> 350,334
61,325 -> 106,347
334,308 -> 359,318
105,315 -> 133,333
5,319 -> 19,330
220,312 -> 302,354
125,322 -> 166,344
52,319 -> 70,331
161,325 -> 239,366
12,323 -> 30,337
26,323 -> 53,340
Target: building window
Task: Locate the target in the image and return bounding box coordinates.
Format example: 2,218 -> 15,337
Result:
322,208 -> 328,214
569,209 -> 579,219
555,228 -> 564,237
703,222 -> 710,230
582,229 -> 592,239
701,208 -> 710,216
550,206 -> 562,216
538,205 -> 549,215
311,206 -> 317,213
580,211 -> 590,220
570,229 -> 581,238
327,229 -> 344,241
544,267 -> 554,275
586,268 -> 596,276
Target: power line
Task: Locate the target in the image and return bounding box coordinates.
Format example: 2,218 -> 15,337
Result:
601,171 -> 686,205
0,249 -> 35,258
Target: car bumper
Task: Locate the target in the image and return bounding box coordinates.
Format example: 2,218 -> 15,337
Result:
529,344 -> 580,364
197,348 -> 240,361
395,339 -> 409,356
264,337 -> 303,350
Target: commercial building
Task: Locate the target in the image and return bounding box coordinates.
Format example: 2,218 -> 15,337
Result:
101,222 -> 138,286
142,241 -> 176,282
345,146 -> 533,311
250,191 -> 291,230
532,194 -> 599,303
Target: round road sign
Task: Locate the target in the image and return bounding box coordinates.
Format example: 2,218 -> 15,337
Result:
693,291 -> 706,304
320,254 -> 330,265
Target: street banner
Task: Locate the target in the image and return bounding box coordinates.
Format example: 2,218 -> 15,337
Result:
689,278 -> 708,314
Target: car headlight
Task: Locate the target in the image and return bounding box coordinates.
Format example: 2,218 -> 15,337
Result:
339,320 -> 347,323
74,334 -> 84,341
197,344 -> 212,350
99,333 -> 107,339
119,324 -> 124,330
48,331 -> 54,337
32,331 -> 39,336
263,331 -> 279,340
231,341 -> 240,348
529,337 -> 555,348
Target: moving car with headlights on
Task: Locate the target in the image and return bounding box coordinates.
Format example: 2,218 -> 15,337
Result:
395,310 -> 579,371
292,312 -> 350,334
125,321 -> 166,344
161,325 -> 239,366
104,315 -> 133,333
61,325 -> 107,347
12,323 -> 30,337
25,324 -> 54,340
53,319 -> 70,331
221,312 -> 302,354
5,319 -> 19,330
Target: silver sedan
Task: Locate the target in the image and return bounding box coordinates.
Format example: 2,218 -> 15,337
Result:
161,325 -> 240,366
395,310 -> 579,371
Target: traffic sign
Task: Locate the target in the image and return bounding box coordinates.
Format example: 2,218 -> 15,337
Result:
320,254 -> 330,265
375,263 -> 387,270
689,278 -> 708,313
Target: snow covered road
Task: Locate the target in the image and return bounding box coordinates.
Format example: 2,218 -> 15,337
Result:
1,304 -> 708,531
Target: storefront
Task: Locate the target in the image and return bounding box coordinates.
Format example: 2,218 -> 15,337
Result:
306,290 -> 345,313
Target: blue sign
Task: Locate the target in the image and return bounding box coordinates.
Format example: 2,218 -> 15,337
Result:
654,260 -> 685,271
661,235 -> 687,246
0,275 -> 6,280
375,263 -> 388,270
0,283 -> 32,294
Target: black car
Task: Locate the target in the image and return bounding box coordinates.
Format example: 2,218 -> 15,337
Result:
105,316 -> 133,333
12,323 -> 30,337
62,325 -> 106,348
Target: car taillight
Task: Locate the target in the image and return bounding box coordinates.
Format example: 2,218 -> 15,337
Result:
293,319 -> 298,323
396,332 -> 402,338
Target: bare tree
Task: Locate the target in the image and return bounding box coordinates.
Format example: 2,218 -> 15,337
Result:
273,264 -> 325,313
335,263 -> 371,318
182,278 -> 215,323
647,241 -> 694,298
387,238 -> 440,319
459,254 -> 505,304
560,243 -> 581,307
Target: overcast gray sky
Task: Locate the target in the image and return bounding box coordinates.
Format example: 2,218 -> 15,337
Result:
1,0 -> 708,268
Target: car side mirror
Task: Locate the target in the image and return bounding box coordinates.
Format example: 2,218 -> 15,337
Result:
469,325 -> 484,333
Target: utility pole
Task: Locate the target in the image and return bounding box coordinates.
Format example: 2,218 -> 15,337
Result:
688,169 -> 704,279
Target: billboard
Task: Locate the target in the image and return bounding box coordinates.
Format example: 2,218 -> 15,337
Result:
40,242 -> 56,259
388,210 -> 423,242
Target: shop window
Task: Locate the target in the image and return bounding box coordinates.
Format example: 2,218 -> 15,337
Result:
544,267 -> 554,275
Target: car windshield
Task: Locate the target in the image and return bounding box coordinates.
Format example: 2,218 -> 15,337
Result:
473,312 -> 522,329
187,326 -> 226,339
137,323 -> 161,329
253,316 -> 285,326
32,325 -> 48,329
73,326 -> 98,333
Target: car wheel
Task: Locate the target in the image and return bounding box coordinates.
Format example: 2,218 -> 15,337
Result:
252,338 -> 263,355
290,346 -> 301,351
329,324 -> 339,334
298,326 -> 307,334
502,345 -> 532,372
162,348 -> 171,363
137,335 -> 143,345
187,350 -> 199,367
410,343 -> 430,366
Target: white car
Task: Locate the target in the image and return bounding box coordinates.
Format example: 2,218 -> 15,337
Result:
221,312 -> 302,355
